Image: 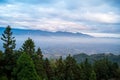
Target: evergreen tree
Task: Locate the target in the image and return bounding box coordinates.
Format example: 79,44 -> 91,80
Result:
44,58 -> 55,80
80,58 -> 92,80
1,26 -> 16,80
89,70 -> 96,80
36,47 -> 43,59
32,48 -> 47,80
1,25 -> 16,54
55,56 -> 65,80
0,51 -> 3,76
20,38 -> 35,55
0,53 -> 7,80
64,54 -> 81,80
94,58 -> 110,80
116,68 -> 120,80
0,50 -> 3,57
13,53 -> 41,80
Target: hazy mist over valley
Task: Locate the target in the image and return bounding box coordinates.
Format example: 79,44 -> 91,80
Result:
1,35 -> 119,58
0,28 -> 120,58
0,0 -> 120,79
0,0 -> 120,58
16,36 -> 120,57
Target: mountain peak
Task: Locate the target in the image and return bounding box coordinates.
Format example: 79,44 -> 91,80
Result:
0,27 -> 93,38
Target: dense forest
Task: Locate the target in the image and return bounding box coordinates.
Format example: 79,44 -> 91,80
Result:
0,26 -> 120,80
73,53 -> 120,65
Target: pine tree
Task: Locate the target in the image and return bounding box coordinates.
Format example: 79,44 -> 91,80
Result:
94,58 -> 110,80
1,25 -> 16,54
36,47 -> 43,59
44,58 -> 55,80
80,58 -> 92,80
0,50 -> 3,57
55,56 -> 65,80
64,54 -> 81,80
13,53 -> 41,80
32,48 -> 47,80
0,51 -> 3,77
111,63 -> 120,79
1,26 -> 16,80
89,70 -> 96,80
20,38 -> 35,55
116,68 -> 120,80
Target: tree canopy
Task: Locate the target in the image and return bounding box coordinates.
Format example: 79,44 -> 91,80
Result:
0,26 -> 120,80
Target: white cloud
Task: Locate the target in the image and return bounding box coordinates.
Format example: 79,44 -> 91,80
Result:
10,18 -> 89,32
84,12 -> 120,23
0,0 -> 120,38
85,32 -> 120,38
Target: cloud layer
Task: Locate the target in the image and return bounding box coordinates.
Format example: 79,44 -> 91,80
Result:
0,0 -> 120,37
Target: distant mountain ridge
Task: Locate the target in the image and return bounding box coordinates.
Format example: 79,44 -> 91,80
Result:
0,27 -> 93,37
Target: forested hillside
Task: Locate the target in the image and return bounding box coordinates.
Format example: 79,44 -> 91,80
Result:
73,53 -> 120,65
0,26 -> 120,80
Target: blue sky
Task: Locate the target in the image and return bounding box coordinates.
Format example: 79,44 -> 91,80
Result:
0,0 -> 120,37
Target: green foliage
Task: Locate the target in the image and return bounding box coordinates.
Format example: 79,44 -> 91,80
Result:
93,58 -> 117,80
0,51 -> 4,76
0,51 -> 2,55
64,54 -> 81,80
13,53 -> 41,80
36,47 -> 43,59
1,26 -> 16,80
32,54 -> 47,80
0,51 -> 3,61
116,68 -> 120,80
0,26 -> 120,80
73,53 -> 120,65
20,38 -> 35,55
3,53 -> 16,78
80,58 -> 92,80
44,58 -> 55,80
0,76 -> 8,80
1,25 -> 16,54
55,56 -> 65,80
89,71 -> 96,80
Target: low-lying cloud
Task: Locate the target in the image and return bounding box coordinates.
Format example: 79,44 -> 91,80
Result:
0,0 -> 120,37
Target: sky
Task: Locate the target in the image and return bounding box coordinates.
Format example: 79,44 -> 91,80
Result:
0,0 -> 120,37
